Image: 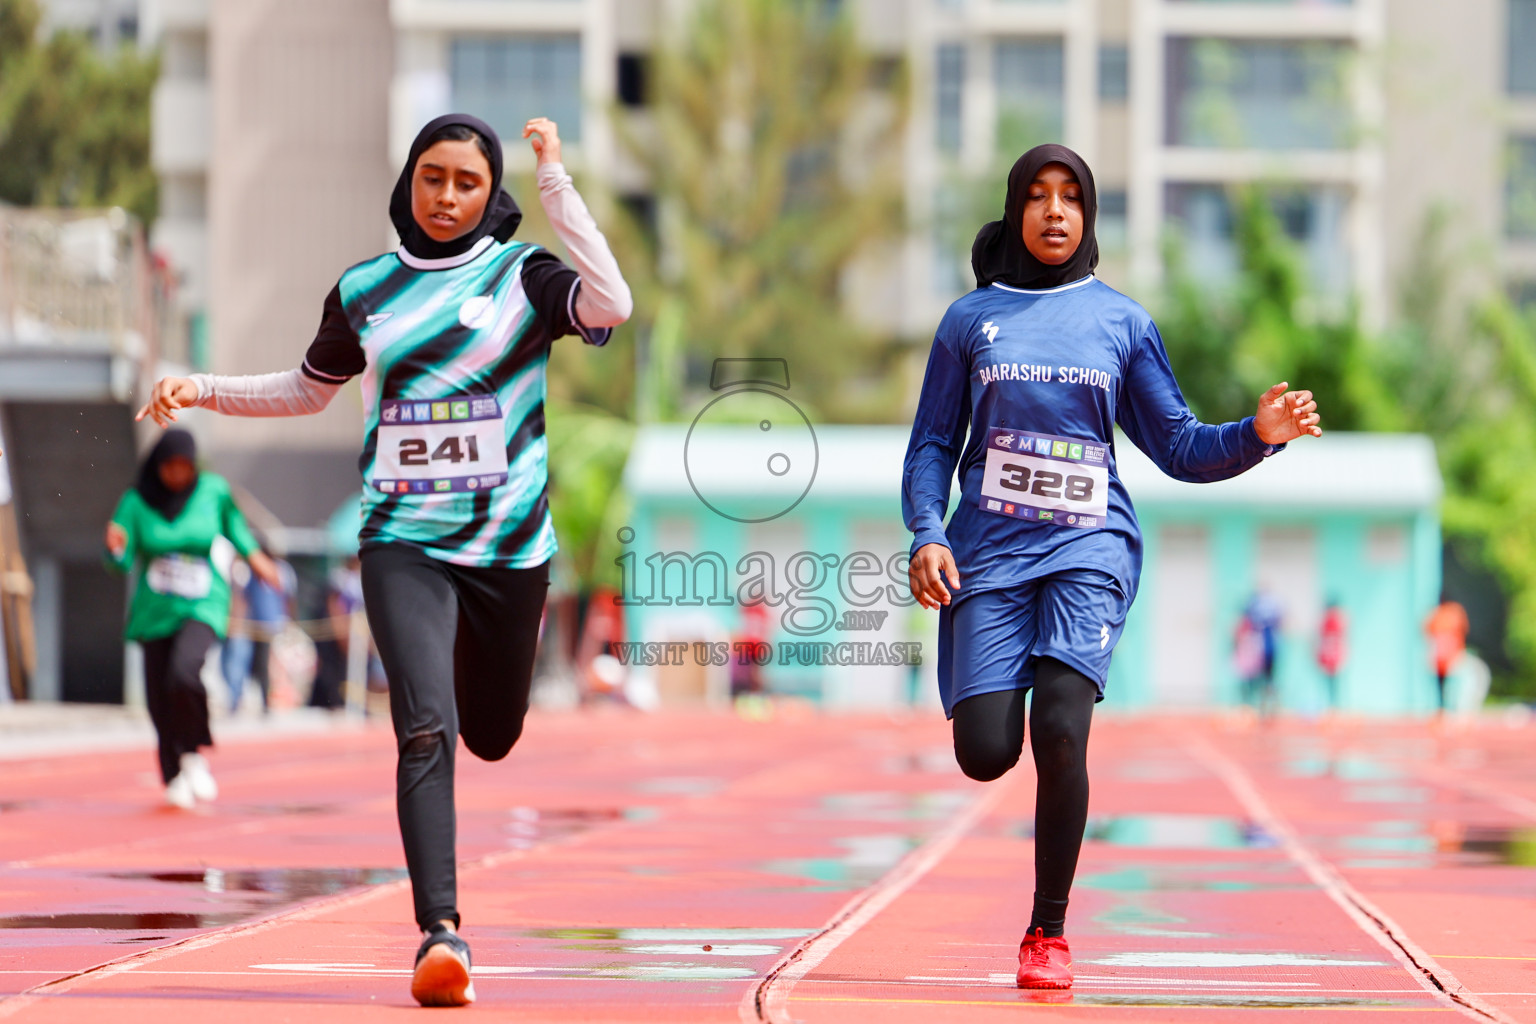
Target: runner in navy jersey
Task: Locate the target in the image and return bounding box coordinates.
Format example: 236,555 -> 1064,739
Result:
136,113 -> 632,1007
902,144 -> 1321,989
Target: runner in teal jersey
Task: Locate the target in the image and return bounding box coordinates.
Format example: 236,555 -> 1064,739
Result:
137,113 -> 632,1007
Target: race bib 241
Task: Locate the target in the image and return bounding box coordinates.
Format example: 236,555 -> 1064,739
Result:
372,395 -> 510,495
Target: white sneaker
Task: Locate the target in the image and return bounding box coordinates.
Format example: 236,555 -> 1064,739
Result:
180,752 -> 218,802
165,772 -> 196,809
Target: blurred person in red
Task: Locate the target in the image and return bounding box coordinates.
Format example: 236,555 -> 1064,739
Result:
1424,595 -> 1469,715
731,600 -> 771,699
1316,598 -> 1347,711
576,587 -> 626,705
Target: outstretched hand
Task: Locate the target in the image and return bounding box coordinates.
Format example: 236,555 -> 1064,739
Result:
908,543 -> 961,610
522,117 -> 562,166
1253,382 -> 1321,445
136,377 -> 199,427
248,549 -> 284,592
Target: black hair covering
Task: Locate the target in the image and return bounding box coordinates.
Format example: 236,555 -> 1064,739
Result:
389,114 -> 523,261
136,428 -> 199,521
971,143 -> 1098,290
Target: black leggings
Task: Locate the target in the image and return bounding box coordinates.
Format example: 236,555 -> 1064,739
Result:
952,658 -> 1096,937
360,544 -> 549,931
141,621 -> 217,784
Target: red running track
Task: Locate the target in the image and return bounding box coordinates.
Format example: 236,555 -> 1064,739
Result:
0,709 -> 1534,1022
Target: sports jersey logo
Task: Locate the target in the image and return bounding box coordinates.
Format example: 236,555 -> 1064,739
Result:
1100,624 -> 1110,649
459,296 -> 497,330
366,312 -> 394,328
981,321 -> 999,344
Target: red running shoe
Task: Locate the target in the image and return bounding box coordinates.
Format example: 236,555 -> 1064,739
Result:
1016,928 -> 1073,989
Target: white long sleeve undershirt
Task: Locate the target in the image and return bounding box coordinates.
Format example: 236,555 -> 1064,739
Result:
189,367 -> 339,417
536,161 -> 633,327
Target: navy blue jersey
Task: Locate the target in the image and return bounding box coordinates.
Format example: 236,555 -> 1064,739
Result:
903,276 -> 1280,599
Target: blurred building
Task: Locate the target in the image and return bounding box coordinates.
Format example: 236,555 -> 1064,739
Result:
381,0 -> 1527,333
143,0 -> 393,533
141,0 -> 1524,518
623,425 -> 1442,713
36,0 -> 140,49
0,209 -> 179,703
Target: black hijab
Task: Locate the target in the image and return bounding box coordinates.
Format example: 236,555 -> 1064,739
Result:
389,114 -> 523,261
971,143 -> 1099,291
136,428 -> 199,521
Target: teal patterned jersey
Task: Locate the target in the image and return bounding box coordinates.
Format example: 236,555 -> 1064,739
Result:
302,236 -> 609,569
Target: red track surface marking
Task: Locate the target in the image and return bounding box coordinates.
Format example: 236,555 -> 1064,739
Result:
1,712 -> 1533,1022
745,771 -> 1015,1022
1184,736 -> 1504,1022
1198,720 -> 1536,1023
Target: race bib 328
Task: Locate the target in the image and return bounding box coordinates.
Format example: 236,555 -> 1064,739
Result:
978,427 -> 1109,529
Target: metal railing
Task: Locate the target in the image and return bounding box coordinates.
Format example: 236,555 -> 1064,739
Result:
0,205 -> 185,365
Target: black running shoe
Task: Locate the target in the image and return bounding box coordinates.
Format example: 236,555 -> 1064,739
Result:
411,923 -> 475,1007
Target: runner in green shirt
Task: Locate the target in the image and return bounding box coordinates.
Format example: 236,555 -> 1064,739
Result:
105,429 -> 281,808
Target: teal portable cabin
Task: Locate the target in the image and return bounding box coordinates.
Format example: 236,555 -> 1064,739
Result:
620,426 -> 1442,714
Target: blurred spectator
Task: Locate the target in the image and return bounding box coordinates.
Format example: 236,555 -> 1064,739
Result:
1234,613 -> 1264,711
576,587 -> 627,705
222,547 -> 296,714
309,557 -> 364,711
731,601 -> 771,699
1238,589 -> 1283,718
1316,598 -> 1348,711
104,430 -> 281,808
1425,595 -> 1470,715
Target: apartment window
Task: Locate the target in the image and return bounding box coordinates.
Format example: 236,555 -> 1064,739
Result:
1099,45 -> 1129,101
931,184 -> 969,299
617,52 -> 648,107
1511,279 -> 1536,309
995,39 -> 1065,152
1166,38 -> 1351,150
1165,183 -> 1350,297
1098,189 -> 1128,251
450,35 -> 583,144
1512,0 -> 1536,94
1507,137 -> 1536,239
936,43 -> 965,150
162,32 -> 208,80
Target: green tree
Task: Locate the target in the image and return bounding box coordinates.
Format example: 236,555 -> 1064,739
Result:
1157,186 -> 1377,430
545,399 -> 635,592
1159,192 -> 1536,695
1435,300 -> 1536,692
606,0 -> 910,424
0,0 -> 158,226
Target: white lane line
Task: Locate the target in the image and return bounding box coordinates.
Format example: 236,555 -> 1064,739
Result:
741,778 -> 1012,1024
1411,761 -> 1536,823
1185,735 -> 1520,1024
0,794 -> 635,1021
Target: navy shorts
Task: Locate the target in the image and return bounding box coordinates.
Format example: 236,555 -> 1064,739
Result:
937,568 -> 1130,717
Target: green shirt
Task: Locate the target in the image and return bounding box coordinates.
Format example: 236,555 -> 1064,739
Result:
106,474 -> 260,642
